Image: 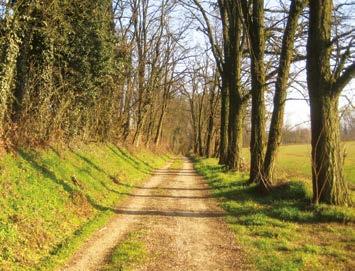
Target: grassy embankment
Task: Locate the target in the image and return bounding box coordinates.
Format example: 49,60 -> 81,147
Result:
194,142 -> 355,271
0,143 -> 169,270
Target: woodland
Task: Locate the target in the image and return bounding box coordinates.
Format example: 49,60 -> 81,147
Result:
0,0 -> 355,270
1,0 -> 353,204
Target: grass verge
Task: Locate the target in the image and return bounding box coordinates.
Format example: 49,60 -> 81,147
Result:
102,231 -> 147,271
194,157 -> 355,271
0,143 -> 169,270
169,157 -> 184,170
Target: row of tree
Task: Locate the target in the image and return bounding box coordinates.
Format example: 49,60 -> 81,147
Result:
0,0 -> 353,205
184,0 -> 354,205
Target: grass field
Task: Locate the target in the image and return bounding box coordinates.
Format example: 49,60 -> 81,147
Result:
0,144 -> 169,270
194,158 -> 355,271
240,141 -> 355,184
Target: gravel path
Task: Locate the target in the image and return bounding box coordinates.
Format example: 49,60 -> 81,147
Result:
61,158 -> 246,271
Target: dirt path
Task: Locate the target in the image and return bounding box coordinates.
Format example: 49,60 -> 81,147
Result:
61,158 -> 246,271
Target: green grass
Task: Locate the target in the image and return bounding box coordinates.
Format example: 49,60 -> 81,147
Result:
102,231 -> 147,271
240,141 -> 355,183
194,158 -> 355,271
169,157 -> 184,170
0,143 -> 169,270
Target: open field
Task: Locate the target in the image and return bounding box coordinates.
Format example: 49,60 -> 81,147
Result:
241,141 -> 355,184
194,158 -> 355,270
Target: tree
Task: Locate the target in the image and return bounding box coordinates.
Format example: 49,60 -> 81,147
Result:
263,0 -> 306,187
241,0 -> 267,189
307,0 -> 354,205
191,0 -> 249,169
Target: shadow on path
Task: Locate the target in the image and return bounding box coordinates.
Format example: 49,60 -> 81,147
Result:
114,209 -> 225,218
119,193 -> 213,199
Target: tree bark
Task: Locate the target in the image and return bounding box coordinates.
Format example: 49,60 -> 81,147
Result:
224,1 -> 246,170
218,74 -> 228,164
242,0 -> 267,189
263,0 -> 305,185
154,103 -> 167,146
307,0 -> 352,205
205,82 -> 217,157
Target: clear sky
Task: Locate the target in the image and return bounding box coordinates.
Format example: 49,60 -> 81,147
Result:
185,0 -> 355,129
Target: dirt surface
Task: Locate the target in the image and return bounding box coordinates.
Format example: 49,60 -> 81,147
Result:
61,158 -> 246,271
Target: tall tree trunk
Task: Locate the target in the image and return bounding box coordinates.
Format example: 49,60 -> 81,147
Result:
309,95 -> 350,204
242,0 -> 267,190
218,76 -> 228,164
132,56 -> 146,147
225,1 -> 246,170
154,104 -> 166,145
197,92 -> 205,156
227,99 -> 245,170
205,113 -> 214,157
218,1 -> 229,165
263,0 -> 305,185
122,55 -> 134,142
307,0 -> 353,205
12,29 -> 31,122
205,88 -> 216,157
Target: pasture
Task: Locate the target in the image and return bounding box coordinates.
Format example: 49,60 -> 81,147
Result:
241,141 -> 355,184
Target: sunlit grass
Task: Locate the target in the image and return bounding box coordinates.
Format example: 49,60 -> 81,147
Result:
169,157 -> 184,170
241,141 -> 355,183
102,231 -> 147,271
194,158 -> 355,271
0,144 -> 169,270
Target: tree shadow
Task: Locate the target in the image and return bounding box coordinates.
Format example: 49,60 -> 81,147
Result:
197,164 -> 352,224
118,193 -> 213,199
17,149 -> 75,194
114,208 -> 226,218
69,148 -> 111,176
117,184 -> 212,191
107,146 -> 151,174
17,149 -> 123,212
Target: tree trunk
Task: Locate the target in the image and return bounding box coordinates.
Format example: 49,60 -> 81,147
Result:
225,1 -> 245,170
122,56 -> 134,142
309,94 -> 350,204
227,99 -> 245,170
242,0 -> 267,190
12,29 -> 31,122
307,0 -> 352,205
205,90 -> 215,157
263,0 -> 305,185
218,76 -> 228,164
154,104 -> 166,146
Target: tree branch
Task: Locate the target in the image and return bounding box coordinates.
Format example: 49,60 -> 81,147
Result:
333,62 -> 355,94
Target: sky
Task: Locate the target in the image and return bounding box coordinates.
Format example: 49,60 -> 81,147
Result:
185,0 -> 355,129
